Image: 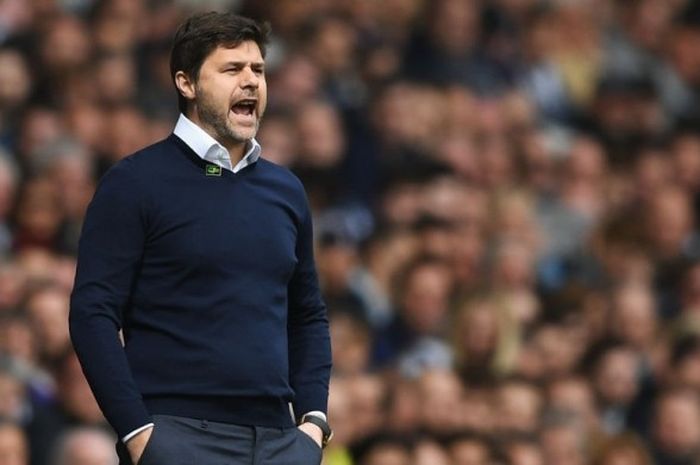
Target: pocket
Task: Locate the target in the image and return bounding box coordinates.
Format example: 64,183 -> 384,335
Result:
295,427 -> 323,459
136,427 -> 158,465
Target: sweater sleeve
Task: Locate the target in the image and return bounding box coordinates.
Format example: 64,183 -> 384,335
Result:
287,193 -> 332,421
69,160 -> 152,439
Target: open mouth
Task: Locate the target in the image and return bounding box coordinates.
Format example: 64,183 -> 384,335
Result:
231,99 -> 257,117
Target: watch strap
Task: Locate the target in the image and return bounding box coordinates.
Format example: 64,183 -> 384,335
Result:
300,414 -> 333,448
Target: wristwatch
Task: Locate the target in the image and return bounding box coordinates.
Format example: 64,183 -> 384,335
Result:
300,413 -> 334,448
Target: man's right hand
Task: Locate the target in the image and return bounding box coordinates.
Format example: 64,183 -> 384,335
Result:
126,426 -> 154,465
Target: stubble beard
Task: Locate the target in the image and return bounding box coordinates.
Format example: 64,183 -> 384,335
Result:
195,86 -> 261,145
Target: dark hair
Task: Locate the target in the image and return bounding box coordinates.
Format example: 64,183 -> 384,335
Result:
170,12 -> 271,114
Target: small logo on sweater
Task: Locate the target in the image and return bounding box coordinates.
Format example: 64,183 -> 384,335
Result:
205,164 -> 222,176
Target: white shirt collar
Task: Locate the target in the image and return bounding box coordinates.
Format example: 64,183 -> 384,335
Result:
173,113 -> 261,173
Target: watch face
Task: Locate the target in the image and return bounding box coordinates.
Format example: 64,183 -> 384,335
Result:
324,429 -> 334,447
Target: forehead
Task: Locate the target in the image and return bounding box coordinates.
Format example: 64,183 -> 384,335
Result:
204,41 -> 264,65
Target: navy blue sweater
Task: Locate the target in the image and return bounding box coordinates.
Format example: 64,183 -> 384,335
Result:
69,135 -> 332,439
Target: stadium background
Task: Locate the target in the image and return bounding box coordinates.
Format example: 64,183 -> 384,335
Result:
1,0 -> 700,464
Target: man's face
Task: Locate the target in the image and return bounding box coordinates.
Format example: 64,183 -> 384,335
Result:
191,41 -> 267,146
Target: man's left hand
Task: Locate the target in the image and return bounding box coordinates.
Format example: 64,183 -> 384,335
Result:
298,421 -> 323,448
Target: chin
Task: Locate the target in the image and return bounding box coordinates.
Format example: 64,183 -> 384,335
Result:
230,125 -> 259,141
231,130 -> 256,142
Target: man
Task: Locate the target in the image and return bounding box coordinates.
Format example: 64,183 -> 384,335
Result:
0,419 -> 28,465
69,12 -> 332,465
53,427 -> 118,465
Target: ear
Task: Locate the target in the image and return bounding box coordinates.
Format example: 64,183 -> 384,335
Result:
174,71 -> 196,101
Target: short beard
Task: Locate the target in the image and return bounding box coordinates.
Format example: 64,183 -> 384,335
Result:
195,84 -> 260,145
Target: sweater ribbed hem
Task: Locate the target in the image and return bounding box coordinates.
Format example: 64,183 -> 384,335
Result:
143,395 -> 295,428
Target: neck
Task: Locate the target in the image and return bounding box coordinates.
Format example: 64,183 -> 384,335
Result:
187,112 -> 247,164
221,138 -> 247,164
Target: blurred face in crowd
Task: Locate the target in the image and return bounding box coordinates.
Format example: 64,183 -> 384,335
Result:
594,346 -> 640,407
256,114 -> 296,166
414,439 -> 451,465
373,83 -> 442,149
15,178 -> 62,245
92,0 -> 143,53
531,324 -> 582,378
55,428 -> 117,465
624,0 -> 678,52
418,369 -> 464,433
0,424 -> 27,465
653,390 -> 700,455
429,0 -> 480,54
547,377 -> 599,432
175,42 -> 267,151
449,437 -> 490,465
561,137 -> 607,219
541,423 -> 585,465
506,440 -> 544,465
18,108 -> 64,160
401,261 -> 452,335
0,372 -> 25,422
39,16 -> 91,72
455,300 -> 500,364
94,53 -> 137,106
594,440 -> 652,465
610,284 -> 657,350
56,352 -> 104,424
645,186 -> 694,259
461,388 -> 494,433
63,104 -> 106,151
0,264 -> 26,311
362,445 -> 411,465
101,106 -> 152,161
386,379 -> 421,434
48,150 -> 95,220
672,134 -> 700,192
0,49 -> 31,111
491,240 -> 536,289
497,380 -> 543,434
669,24 -> 700,85
26,287 -> 71,360
348,374 -> 386,439
682,263 -> 700,314
0,317 -> 35,364
13,250 -> 64,292
295,100 -> 345,168
633,149 -> 672,202
268,54 -> 320,110
329,314 -> 371,375
327,378 -> 353,445
316,241 -> 357,295
306,17 -> 356,75
673,344 -> 700,389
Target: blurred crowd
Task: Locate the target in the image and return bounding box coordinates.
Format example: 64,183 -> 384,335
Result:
1,0 -> 700,464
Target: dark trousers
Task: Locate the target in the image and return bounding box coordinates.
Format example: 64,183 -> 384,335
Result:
116,414 -> 323,465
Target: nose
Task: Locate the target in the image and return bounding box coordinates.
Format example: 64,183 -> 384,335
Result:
241,65 -> 259,89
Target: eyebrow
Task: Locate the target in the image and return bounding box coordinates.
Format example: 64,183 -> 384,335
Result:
222,61 -> 265,68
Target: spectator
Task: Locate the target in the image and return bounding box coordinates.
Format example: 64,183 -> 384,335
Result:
652,387 -> 700,465
0,1 -> 699,463
0,420 -> 28,465
591,433 -> 653,465
352,433 -> 412,465
52,427 -> 116,465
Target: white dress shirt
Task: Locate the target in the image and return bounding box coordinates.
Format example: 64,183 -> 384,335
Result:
173,113 -> 261,173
